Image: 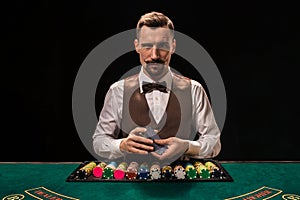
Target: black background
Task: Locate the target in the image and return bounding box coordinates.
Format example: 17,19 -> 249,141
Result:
2,1 -> 299,161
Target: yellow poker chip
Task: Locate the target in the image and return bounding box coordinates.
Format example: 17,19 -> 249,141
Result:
205,161 -> 219,172
77,161 -> 96,179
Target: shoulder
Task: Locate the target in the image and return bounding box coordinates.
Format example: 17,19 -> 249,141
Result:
172,73 -> 191,82
109,79 -> 124,93
190,79 -> 203,89
172,73 -> 191,90
190,79 -> 209,99
124,74 -> 139,82
190,79 -> 206,93
108,73 -> 139,92
123,74 -> 139,88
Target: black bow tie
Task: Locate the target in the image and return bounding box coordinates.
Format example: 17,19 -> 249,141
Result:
142,81 -> 167,93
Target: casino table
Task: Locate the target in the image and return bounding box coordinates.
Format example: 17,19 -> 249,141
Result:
1,161 -> 300,200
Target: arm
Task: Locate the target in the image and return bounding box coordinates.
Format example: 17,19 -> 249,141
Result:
92,81 -> 124,160
185,80 -> 221,158
152,80 -> 221,160
93,81 -> 154,159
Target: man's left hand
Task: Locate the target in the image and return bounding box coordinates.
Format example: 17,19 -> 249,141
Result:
151,137 -> 189,161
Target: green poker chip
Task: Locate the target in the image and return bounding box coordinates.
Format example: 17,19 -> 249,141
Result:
200,169 -> 210,179
186,168 -> 197,179
103,168 -> 114,179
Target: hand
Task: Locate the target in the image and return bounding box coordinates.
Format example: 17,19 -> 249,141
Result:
120,127 -> 154,154
151,137 -> 189,161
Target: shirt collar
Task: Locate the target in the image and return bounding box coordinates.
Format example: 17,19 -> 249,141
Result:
139,66 -> 173,93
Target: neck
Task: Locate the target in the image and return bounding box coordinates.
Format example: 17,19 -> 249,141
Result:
143,68 -> 169,82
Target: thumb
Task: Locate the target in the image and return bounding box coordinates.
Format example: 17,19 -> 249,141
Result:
130,127 -> 147,135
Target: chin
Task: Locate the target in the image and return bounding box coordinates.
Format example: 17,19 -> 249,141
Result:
147,68 -> 164,76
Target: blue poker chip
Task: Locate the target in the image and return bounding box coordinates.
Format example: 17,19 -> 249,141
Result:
211,169 -> 222,179
138,171 -> 149,179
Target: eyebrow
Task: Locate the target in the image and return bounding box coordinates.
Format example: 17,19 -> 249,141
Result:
140,42 -> 169,46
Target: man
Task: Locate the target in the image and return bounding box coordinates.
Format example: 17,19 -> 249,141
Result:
93,11 -> 221,162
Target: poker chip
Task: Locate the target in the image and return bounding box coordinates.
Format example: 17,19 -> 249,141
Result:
93,162 -> 107,178
205,161 -> 219,172
67,159 -> 232,182
103,168 -> 114,179
200,169 -> 210,179
138,170 -> 149,179
92,166 -> 103,178
184,163 -> 197,179
162,170 -> 173,179
126,171 -> 138,180
114,162 -> 128,180
174,165 -> 186,179
161,165 -> 173,179
77,161 -> 96,179
126,162 -> 139,180
150,163 -> 161,180
211,169 -> 222,179
185,168 -> 197,179
103,162 -> 117,179
138,162 -> 150,180
194,162 -> 210,179
150,169 -> 161,179
114,169 -> 126,180
194,161 -> 203,168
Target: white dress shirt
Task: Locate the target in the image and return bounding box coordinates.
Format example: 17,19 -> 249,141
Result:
93,67 -> 221,160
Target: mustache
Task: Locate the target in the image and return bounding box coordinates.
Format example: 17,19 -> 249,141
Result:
145,59 -> 165,64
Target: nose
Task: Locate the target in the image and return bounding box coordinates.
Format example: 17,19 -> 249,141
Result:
150,47 -> 159,60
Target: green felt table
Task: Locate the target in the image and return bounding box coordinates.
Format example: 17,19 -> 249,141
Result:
0,162 -> 299,200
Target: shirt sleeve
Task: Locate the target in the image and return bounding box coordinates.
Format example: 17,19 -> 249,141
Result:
92,80 -> 125,160
185,80 -> 221,158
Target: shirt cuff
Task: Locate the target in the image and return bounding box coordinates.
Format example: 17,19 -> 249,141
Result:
110,138 -> 125,156
185,141 -> 201,156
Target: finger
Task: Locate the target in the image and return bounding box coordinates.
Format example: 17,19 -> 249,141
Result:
132,141 -> 154,151
154,138 -> 170,145
158,149 -> 173,160
129,146 -> 149,154
150,149 -> 172,160
133,135 -> 153,145
150,151 -> 162,159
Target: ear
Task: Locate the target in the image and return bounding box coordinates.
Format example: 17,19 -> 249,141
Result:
171,38 -> 176,54
134,39 -> 140,53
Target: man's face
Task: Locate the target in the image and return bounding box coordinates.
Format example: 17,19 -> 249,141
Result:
134,26 -> 176,80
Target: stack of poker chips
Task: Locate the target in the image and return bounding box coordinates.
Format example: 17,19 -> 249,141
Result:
138,162 -> 150,179
194,161 -> 210,179
72,160 -> 226,181
92,162 -> 107,178
103,161 -> 117,179
76,161 -> 97,179
184,162 -> 197,179
149,162 -> 161,180
173,164 -> 186,179
113,162 -> 128,180
126,161 -> 139,180
205,161 -> 223,179
161,165 -> 173,179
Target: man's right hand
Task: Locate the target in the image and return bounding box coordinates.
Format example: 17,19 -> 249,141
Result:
119,127 -> 154,154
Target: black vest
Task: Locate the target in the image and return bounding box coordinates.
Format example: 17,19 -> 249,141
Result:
121,73 -> 194,140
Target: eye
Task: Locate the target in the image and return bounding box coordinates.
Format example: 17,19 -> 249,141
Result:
157,42 -> 170,51
141,43 -> 153,49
